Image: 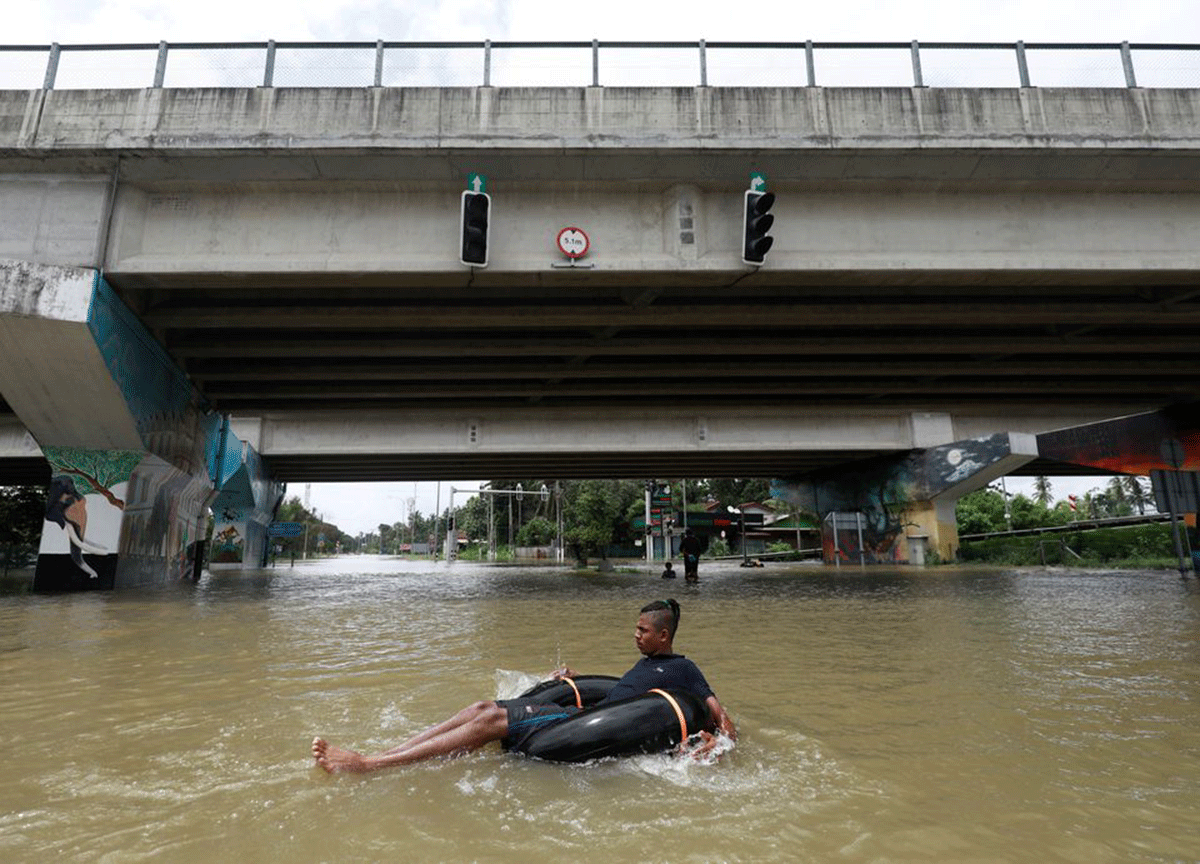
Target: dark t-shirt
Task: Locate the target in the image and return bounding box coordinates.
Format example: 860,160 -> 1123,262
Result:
600,653 -> 715,704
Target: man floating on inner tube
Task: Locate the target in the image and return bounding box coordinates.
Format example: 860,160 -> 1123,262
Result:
312,599 -> 736,773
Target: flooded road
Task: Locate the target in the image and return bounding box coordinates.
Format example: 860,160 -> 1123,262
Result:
2,558 -> 1199,863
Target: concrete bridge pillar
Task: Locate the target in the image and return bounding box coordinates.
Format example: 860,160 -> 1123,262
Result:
0,260 -> 278,588
777,432 -> 1038,565
208,424 -> 285,570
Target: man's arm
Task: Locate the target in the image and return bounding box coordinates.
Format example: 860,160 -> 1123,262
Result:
705,694 -> 736,741
680,694 -> 736,759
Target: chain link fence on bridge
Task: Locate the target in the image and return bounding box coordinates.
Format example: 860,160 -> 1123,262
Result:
1,40 -> 1198,91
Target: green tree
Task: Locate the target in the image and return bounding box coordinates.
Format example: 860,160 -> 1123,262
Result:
564,480 -> 626,565
956,488 -> 1008,535
516,517 -> 555,546
702,478 -> 772,508
1123,475 -> 1152,515
0,484 -> 47,575
1033,476 -> 1053,507
455,495 -> 491,541
1009,493 -> 1057,530
268,495 -> 353,559
1107,477 -> 1129,509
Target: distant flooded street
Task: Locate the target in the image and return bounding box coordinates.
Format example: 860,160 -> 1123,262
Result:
2,558 -> 1199,863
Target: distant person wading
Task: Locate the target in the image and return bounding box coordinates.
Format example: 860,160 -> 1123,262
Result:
679,529 -> 702,583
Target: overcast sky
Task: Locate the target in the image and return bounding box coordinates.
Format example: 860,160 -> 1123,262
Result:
7,2 -> 1178,532
8,1 -> 1199,45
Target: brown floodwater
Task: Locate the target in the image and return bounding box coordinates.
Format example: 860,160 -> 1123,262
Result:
2,558 -> 1199,863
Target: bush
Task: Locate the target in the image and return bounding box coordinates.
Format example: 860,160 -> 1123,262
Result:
0,542 -> 37,576
959,523 -> 1178,566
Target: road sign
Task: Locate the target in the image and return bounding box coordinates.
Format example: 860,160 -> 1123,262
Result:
1151,470 -> 1200,513
678,511 -> 765,528
269,522 -> 304,537
556,226 -> 590,259
467,173 -> 487,193
750,172 -> 767,192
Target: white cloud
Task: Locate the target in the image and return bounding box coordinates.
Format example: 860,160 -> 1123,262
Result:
7,0 -> 1199,44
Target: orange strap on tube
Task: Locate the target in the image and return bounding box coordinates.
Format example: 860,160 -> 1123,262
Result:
563,676 -> 582,708
649,688 -> 689,742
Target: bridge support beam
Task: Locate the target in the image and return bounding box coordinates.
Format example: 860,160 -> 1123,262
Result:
1037,405 -> 1199,573
0,259 -> 279,589
776,432 -> 1038,564
209,421 -> 284,570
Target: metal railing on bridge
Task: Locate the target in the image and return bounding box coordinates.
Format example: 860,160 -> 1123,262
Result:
1,40 -> 1199,91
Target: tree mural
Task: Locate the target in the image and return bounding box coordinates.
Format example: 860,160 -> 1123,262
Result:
41,446 -> 145,510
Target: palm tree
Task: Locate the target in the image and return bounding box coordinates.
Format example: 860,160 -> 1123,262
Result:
1033,476 -> 1053,507
1106,476 -> 1128,507
1123,475 -> 1152,515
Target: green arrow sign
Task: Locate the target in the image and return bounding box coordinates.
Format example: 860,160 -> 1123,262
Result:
467,173 -> 487,193
750,172 -> 767,192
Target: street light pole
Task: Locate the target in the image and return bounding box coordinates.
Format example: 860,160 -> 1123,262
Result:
1000,476 -> 1013,530
644,482 -> 653,564
728,506 -> 748,565
740,509 -> 748,565
556,482 -> 564,564
446,486 -> 457,562
433,481 -> 441,559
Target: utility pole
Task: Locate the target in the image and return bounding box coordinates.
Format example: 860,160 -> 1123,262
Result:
999,477 -> 1013,530
556,481 -> 564,564
433,481 -> 441,559
644,482 -> 653,564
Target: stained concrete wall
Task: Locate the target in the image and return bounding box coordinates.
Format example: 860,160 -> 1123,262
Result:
4,86 -> 1200,153
2,86 -> 1200,277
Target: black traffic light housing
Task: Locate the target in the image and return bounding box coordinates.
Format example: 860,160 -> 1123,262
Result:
742,190 -> 776,265
460,190 -> 490,267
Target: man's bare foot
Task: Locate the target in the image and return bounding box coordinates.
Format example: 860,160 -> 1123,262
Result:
312,737 -> 372,773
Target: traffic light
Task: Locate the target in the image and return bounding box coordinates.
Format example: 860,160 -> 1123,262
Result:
460,190 -> 490,267
742,190 -> 776,265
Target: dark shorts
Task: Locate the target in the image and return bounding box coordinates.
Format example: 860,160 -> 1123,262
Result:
683,554 -> 699,576
497,698 -> 579,750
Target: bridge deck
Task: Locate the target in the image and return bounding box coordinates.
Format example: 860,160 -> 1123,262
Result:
2,85 -> 1198,481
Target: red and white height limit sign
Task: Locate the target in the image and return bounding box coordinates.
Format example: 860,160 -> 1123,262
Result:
556,226 -> 590,260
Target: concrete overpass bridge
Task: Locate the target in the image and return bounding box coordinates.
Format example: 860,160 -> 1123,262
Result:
2,40 -> 1199,584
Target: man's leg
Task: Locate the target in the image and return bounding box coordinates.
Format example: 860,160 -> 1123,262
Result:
312,700 -> 509,773
378,700 -> 499,756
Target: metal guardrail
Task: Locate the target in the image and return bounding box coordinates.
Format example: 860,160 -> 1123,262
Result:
959,511 -> 1170,541
0,40 -> 1198,91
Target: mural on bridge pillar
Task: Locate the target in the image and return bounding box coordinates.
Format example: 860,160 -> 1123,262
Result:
118,455 -> 215,586
773,433 -> 1029,564
14,266 -> 230,590
1037,403 -> 1200,567
1036,403 -> 1200,475
36,446 -> 145,590
208,429 -> 284,570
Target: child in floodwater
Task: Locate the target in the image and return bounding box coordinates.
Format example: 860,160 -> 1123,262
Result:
661,561 -> 676,579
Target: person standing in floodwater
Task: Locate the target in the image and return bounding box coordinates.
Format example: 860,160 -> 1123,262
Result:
679,529 -> 702,582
